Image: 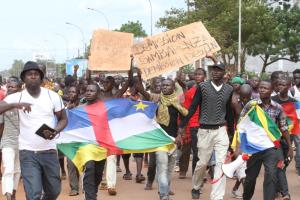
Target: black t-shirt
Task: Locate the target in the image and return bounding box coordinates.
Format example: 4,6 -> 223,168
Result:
272,95 -> 297,105
159,106 -> 180,138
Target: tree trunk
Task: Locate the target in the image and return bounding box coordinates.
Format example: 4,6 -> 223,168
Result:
260,54 -> 269,74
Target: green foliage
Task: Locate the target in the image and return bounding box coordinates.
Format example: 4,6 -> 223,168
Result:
115,21 -> 147,37
157,0 -> 300,73
9,59 -> 24,77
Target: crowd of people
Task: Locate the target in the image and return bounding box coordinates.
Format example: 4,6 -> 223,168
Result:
0,56 -> 299,200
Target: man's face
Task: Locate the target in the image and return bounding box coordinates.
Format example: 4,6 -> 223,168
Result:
240,91 -> 252,105
211,67 -> 225,81
24,70 -> 42,88
251,77 -> 260,89
293,73 -> 300,86
278,80 -> 290,95
232,83 -> 241,92
6,81 -> 19,95
103,78 -> 114,92
258,81 -> 272,99
114,75 -> 123,86
161,80 -> 174,95
194,69 -> 205,84
68,87 -> 78,101
85,85 -> 98,102
153,82 -> 161,94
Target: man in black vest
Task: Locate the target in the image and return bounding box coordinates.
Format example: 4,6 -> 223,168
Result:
179,62 -> 234,200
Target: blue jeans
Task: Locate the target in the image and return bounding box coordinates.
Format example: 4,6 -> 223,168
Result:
292,134 -> 300,175
156,150 -> 176,198
20,150 -> 61,200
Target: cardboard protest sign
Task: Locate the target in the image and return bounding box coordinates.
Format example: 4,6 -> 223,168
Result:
88,29 -> 134,71
131,22 -> 220,79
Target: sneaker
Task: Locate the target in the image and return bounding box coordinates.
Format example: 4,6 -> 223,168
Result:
191,189 -> 200,199
231,190 -> 243,199
108,188 -> 117,196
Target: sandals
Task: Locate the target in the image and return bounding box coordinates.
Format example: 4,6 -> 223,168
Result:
123,173 -> 132,180
136,174 -> 146,183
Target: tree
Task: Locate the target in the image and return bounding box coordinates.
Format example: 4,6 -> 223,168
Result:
157,0 -> 300,73
248,6 -> 300,73
9,59 -> 24,77
115,21 -> 147,37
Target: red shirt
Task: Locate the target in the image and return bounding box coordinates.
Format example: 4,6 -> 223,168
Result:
183,86 -> 200,128
0,89 -> 5,100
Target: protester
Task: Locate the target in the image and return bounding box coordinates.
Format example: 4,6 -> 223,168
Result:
239,80 -> 293,200
81,83 -> 106,200
231,84 -> 252,199
65,86 -> 80,196
270,71 -> 286,96
100,69 -> 132,195
179,61 -> 234,200
0,77 -> 22,200
250,76 -> 260,99
179,68 -> 206,179
272,77 -> 296,199
0,61 -> 67,200
137,74 -> 188,200
290,69 -> 300,179
144,77 -> 162,190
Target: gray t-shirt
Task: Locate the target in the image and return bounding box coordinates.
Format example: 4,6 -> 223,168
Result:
0,109 -> 19,149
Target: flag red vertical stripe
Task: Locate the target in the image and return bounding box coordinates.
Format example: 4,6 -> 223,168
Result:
282,102 -> 300,134
85,101 -> 122,154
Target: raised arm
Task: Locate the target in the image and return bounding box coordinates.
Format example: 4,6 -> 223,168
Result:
135,68 -> 151,100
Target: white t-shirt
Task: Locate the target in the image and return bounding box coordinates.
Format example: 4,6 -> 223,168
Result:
4,87 -> 64,151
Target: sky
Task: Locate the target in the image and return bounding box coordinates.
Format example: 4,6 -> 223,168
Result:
0,0 -> 186,71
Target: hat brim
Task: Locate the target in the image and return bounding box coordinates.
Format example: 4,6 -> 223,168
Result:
20,69 -> 44,81
208,65 -> 225,70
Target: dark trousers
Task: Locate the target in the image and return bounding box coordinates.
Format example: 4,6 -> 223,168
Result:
190,127 -> 199,174
243,148 -> 279,200
276,147 -> 289,196
147,152 -> 156,183
67,158 -> 79,192
83,160 -> 106,200
179,141 -> 191,173
20,150 -> 61,200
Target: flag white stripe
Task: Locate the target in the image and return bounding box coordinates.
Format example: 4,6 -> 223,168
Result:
238,116 -> 274,149
56,127 -> 97,144
109,112 -> 162,142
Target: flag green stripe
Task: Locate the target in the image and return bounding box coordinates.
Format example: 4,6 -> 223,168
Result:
57,142 -> 107,172
116,128 -> 174,150
248,108 -> 281,139
57,142 -> 89,160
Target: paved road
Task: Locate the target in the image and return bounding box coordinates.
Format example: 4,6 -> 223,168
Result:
10,159 -> 300,200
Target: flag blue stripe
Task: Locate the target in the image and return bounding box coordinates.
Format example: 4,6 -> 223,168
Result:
240,132 -> 267,154
105,99 -> 157,121
64,107 -> 92,131
295,101 -> 300,110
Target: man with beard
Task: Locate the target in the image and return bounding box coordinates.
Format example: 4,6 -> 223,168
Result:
0,61 -> 67,200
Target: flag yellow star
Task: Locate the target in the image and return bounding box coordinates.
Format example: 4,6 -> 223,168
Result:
134,101 -> 149,111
